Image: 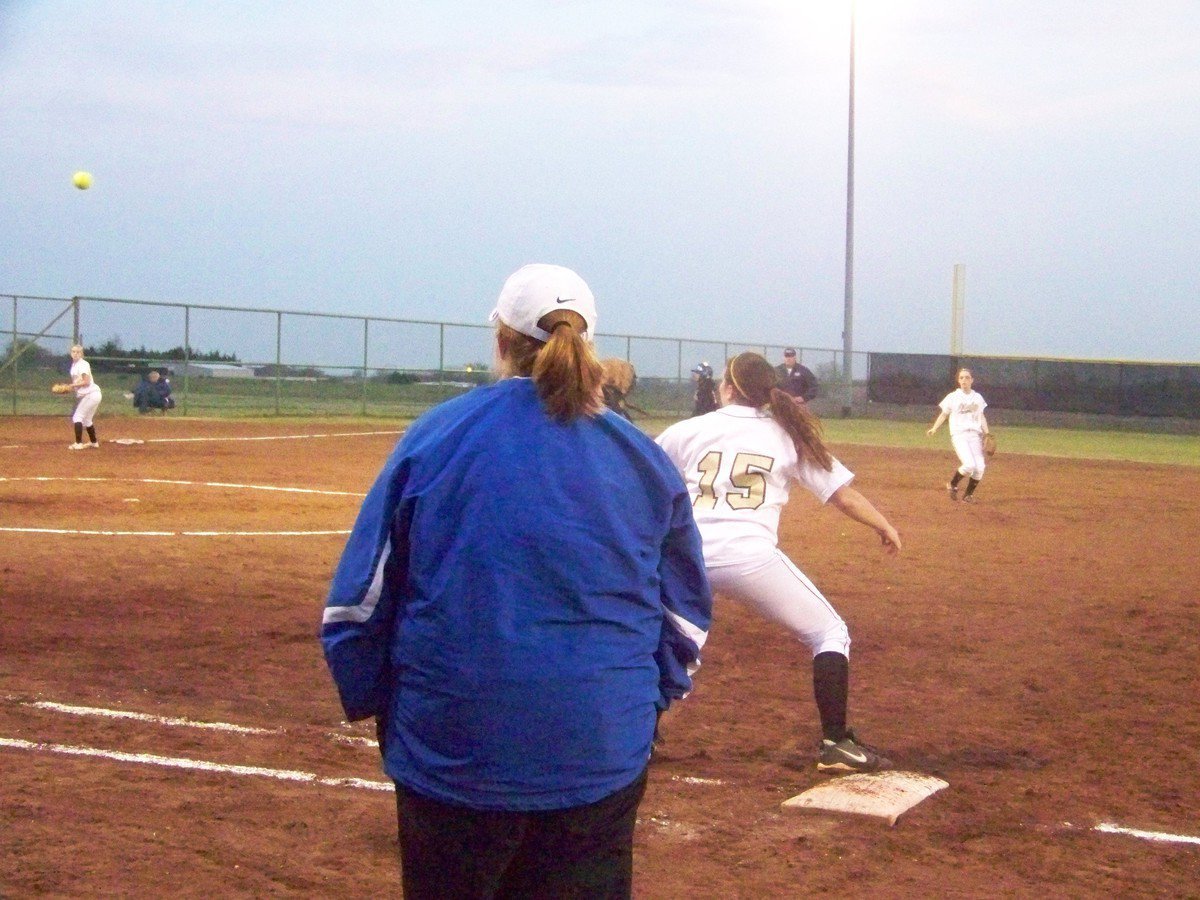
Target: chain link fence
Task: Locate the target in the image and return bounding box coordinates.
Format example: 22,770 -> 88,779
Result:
2,293 -> 862,418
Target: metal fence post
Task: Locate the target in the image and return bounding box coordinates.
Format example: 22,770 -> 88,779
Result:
438,323 -> 445,402
361,317 -> 369,416
275,311 -> 282,416
183,306 -> 191,416
10,296 -> 17,414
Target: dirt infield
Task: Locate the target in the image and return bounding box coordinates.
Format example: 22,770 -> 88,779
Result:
2,415 -> 1198,897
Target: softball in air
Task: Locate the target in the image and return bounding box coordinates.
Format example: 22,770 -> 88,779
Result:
73,171 -> 93,190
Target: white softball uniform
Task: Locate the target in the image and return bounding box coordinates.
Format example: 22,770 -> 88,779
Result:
938,388 -> 987,479
70,359 -> 102,426
656,405 -> 854,658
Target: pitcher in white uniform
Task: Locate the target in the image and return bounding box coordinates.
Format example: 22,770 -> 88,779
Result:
657,351 -> 901,773
56,345 -> 103,450
927,367 -> 990,503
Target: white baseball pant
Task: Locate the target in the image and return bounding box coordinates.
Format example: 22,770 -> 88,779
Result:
72,390 -> 102,427
706,549 -> 850,658
951,431 -> 986,480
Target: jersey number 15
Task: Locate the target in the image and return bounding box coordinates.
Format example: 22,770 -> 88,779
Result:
693,451 -> 775,511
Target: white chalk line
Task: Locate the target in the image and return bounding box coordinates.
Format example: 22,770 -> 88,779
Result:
143,430 -> 400,444
7,728 -> 1197,840
1,527 -> 349,537
0,736 -> 393,793
0,476 -> 366,497
0,475 -> 361,536
8,700 -> 1197,842
13,698 -> 377,748
25,701 -> 280,735
332,733 -> 380,748
13,700 -> 726,785
672,775 -> 725,786
1091,822 -> 1200,846
0,429 -> 400,452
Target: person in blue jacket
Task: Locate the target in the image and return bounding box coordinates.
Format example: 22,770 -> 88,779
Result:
321,263 -> 713,899
132,370 -> 175,413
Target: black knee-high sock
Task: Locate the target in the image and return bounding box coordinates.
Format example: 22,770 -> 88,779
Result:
74,422 -> 83,443
813,651 -> 849,742
86,425 -> 97,443
964,477 -> 980,497
950,472 -> 964,487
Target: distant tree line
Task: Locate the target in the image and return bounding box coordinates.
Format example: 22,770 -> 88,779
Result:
4,337 -> 237,369
2,340 -> 58,366
85,338 -> 239,363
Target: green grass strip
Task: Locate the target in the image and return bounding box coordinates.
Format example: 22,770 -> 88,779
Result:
818,419 -> 1200,466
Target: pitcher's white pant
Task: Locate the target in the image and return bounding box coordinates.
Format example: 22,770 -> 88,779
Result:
951,430 -> 986,480
706,549 -> 850,658
72,389 -> 102,427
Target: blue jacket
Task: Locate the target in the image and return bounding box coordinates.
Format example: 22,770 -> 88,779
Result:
321,378 -> 711,810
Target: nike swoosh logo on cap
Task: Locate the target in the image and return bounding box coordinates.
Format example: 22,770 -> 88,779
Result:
556,297 -> 574,304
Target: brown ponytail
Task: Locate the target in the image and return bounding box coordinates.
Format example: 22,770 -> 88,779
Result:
496,309 -> 603,421
725,352 -> 833,471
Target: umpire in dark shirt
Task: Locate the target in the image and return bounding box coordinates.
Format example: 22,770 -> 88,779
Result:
776,348 -> 818,402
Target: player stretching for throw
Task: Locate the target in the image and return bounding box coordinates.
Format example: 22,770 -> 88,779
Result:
657,351 -> 901,773
927,367 -> 990,503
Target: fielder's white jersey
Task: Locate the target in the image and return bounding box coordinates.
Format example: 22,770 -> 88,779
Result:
656,405 -> 853,567
938,388 -> 987,436
70,358 -> 100,398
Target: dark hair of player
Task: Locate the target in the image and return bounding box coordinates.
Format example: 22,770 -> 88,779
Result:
496,309 -> 604,421
724,351 -> 833,471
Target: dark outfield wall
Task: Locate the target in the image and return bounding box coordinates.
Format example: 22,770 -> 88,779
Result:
868,353 -> 1200,419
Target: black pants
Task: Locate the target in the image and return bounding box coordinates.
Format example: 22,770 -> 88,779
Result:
394,768 -> 648,900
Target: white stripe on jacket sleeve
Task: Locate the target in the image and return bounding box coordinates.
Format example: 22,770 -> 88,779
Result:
322,540 -> 392,625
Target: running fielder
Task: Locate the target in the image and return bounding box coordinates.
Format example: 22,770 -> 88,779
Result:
927,367 -> 989,502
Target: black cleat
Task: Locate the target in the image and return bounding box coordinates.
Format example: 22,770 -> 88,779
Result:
817,729 -> 892,773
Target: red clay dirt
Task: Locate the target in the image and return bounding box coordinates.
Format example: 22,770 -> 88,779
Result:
2,414 -> 1198,897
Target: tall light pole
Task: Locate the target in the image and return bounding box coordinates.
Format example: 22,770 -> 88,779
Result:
841,0 -> 856,418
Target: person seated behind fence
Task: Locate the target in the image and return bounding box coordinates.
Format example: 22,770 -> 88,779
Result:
133,370 -> 175,414
691,361 -> 718,416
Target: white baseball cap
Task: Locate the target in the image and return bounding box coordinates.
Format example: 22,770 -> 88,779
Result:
489,263 -> 597,342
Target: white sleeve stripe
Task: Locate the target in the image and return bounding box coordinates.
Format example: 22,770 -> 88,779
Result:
321,539 -> 392,625
665,608 -> 709,651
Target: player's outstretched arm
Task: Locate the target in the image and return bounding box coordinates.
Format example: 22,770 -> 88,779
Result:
828,485 -> 901,554
926,411 -> 947,435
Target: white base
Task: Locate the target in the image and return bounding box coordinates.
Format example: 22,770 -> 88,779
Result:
781,770 -> 948,826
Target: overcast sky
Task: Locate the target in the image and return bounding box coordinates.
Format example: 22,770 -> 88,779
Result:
3,1 -> 1198,362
